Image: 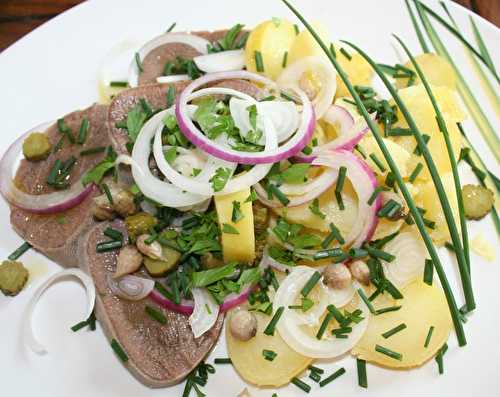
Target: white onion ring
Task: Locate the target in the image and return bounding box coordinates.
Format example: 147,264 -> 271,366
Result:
258,245 -> 297,273
0,121 -> 96,214
193,49 -> 245,73
156,75 -> 190,83
23,269 -> 96,355
277,56 -> 337,119
176,71 -> 316,164
313,150 -> 381,247
129,111 -> 209,208
107,274 -> 154,301
190,287 -> 220,338
128,32 -> 210,87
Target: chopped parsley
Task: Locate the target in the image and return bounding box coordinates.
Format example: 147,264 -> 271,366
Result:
210,167 -> 232,192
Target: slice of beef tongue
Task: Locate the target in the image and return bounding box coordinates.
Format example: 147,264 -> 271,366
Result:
10,104 -> 109,268
138,29 -> 247,86
79,220 -> 223,388
108,79 -> 262,155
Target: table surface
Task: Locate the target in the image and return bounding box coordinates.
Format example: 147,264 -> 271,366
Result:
0,0 -> 498,52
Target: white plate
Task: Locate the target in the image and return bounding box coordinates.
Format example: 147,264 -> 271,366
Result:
0,0 -> 499,396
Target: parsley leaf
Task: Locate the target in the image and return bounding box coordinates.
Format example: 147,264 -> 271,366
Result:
210,167 -> 232,192
191,263 -> 237,288
208,24 -> 247,53
231,201 -> 244,223
82,158 -> 115,186
281,164 -> 310,184
289,234 -> 322,249
222,223 -> 240,234
309,198 -> 326,219
164,146 -> 177,165
125,102 -> 148,142
245,189 -> 257,203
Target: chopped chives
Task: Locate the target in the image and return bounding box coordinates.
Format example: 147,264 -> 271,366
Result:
57,118 -> 75,143
110,339 -> 128,362
375,305 -> 402,315
424,325 -> 435,348
369,153 -> 386,173
262,349 -> 277,361
313,248 -> 346,261
413,133 -> 430,155
166,85 -> 175,108
365,245 -> 395,262
329,42 -> 336,58
109,81 -> 129,88
154,282 -> 174,301
423,217 -> 436,229
308,371 -> 321,383
367,186 -> 384,205
294,24 -> 300,34
383,279 -> 404,299
53,135 -> 65,152
349,248 -> 368,259
282,51 -> 288,68
356,359 -> 368,388
166,22 -> 177,32
339,47 -> 352,60
103,227 -> 123,241
387,127 -> 412,136
145,305 -> 167,324
332,326 -> 352,335
435,342 -> 448,374
71,320 -> 88,332
301,271 -> 321,297
319,367 -> 346,388
47,159 -> 62,185
382,323 -> 407,339
423,259 -> 433,285
335,191 -> 344,210
77,118 -> 89,144
308,365 -> 324,374
254,50 -> 264,72
268,184 -> 290,206
316,312 -> 334,340
357,288 -> 375,314
301,145 -> 313,155
214,358 -> 232,364
375,344 -> 403,361
80,146 -> 106,156
327,304 -> 347,326
321,222 -> 345,248
335,166 -> 347,194
96,240 -> 123,253
377,199 -> 400,218
263,306 -> 284,336
8,242 -> 32,261
373,231 -> 399,249
408,162 -> 424,182
101,183 -> 114,205
290,377 -> 311,393
135,52 -> 144,73
354,144 -> 366,158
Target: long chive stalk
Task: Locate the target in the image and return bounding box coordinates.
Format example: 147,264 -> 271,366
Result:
405,0 -> 429,53
394,35 -> 470,274
417,1 -> 499,83
439,1 -> 500,119
343,39 -> 475,312
413,0 -> 500,162
280,0 -> 467,347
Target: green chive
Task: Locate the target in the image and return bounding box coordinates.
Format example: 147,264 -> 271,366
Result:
423,259 -> 433,285
316,312 -> 334,340
339,47 -> 352,60
103,227 -> 123,241
357,288 -> 375,314
373,231 -> 399,249
309,371 -> 321,383
382,323 -> 407,339
332,326 -> 352,335
263,306 -> 284,336
365,245 -> 395,262
80,146 -> 105,156
76,118 -> 89,144
424,325 -> 435,348
96,240 -> 123,253
408,163 -> 424,183
375,306 -> 402,315
356,359 -> 368,388
301,271 -> 321,297
349,248 -> 368,259
375,344 -> 403,361
47,159 -> 62,185
321,223 -> 345,248
135,52 -> 144,73
290,377 -> 311,393
367,186 -> 384,205
319,367 -> 346,388
435,342 -> 448,374
254,50 -> 264,72
53,136 -> 65,152
166,85 -> 175,108
405,0 -> 429,52
262,349 -> 277,361
294,24 -> 299,34
110,339 -> 128,362
109,81 -> 129,88
282,51 -> 288,68
423,217 -> 436,229
377,199 -> 400,218
313,248 -> 346,261
166,22 -> 177,32
101,183 -> 114,205
327,304 -> 348,326
387,127 -> 413,136
214,358 -> 232,365
369,153 -> 386,173
57,118 -> 75,143
71,320 -> 88,332
268,184 -> 290,206
145,305 -> 167,325
413,133 -> 430,155
279,0 -> 466,345
335,166 -> 347,194
8,242 -> 32,261
308,365 -> 324,374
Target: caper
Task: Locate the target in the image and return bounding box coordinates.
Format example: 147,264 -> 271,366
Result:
22,132 -> 52,161
125,212 -> 157,239
0,260 -> 29,296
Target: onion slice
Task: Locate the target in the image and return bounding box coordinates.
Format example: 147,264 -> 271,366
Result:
176,71 -> 316,164
189,288 -> 220,338
193,49 -> 245,73
274,267 -> 369,358
0,122 -> 96,214
128,33 -> 210,87
23,269 -> 96,355
156,75 -> 190,84
107,274 -> 154,301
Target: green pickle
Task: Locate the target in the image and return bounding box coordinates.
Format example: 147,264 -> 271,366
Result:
0,260 -> 29,296
125,212 -> 157,239
144,246 -> 181,276
22,132 -> 52,161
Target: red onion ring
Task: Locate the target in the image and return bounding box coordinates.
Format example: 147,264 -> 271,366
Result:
175,71 -> 316,164
0,121 -> 96,214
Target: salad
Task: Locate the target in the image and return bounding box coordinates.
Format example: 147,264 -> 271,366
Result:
0,0 -> 498,395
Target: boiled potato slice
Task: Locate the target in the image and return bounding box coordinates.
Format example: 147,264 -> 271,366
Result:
417,172 -> 458,245
214,188 -> 255,262
335,47 -> 373,98
245,19 -> 297,80
287,22 -> 330,64
352,280 -> 452,368
272,180 -> 358,234
395,53 -> 457,90
357,135 -> 411,177
226,309 -> 312,387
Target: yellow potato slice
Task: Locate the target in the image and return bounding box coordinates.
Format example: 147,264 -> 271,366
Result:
226,309 -> 312,387
358,135 -> 411,177
335,47 -> 373,98
272,180 -> 358,234
352,280 -> 452,368
214,188 -> 255,262
417,172 -> 458,245
395,53 -> 457,90
245,19 -> 297,80
287,22 -> 331,64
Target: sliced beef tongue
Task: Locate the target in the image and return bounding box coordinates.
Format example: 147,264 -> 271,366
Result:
80,220 -> 223,388
10,104 -> 109,268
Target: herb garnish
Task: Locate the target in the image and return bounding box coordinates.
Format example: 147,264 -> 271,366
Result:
308,198 -> 326,219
